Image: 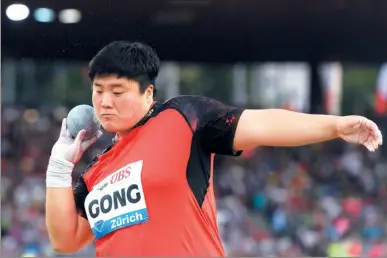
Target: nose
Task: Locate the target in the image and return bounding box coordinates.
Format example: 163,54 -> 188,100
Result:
101,92 -> 113,109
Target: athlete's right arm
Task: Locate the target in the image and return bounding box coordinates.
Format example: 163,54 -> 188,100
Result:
45,118 -> 102,253
46,187 -> 93,253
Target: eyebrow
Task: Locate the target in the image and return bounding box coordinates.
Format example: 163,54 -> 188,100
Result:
93,83 -> 124,88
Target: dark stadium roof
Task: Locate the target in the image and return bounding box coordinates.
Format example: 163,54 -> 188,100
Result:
2,0 -> 387,63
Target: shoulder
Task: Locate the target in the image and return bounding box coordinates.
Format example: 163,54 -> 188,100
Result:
159,95 -> 211,130
163,95 -> 219,109
160,95 -> 244,132
161,95 -> 228,120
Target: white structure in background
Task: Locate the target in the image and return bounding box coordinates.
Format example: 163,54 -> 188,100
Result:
320,62 -> 343,115
375,63 -> 387,114
250,63 -> 310,112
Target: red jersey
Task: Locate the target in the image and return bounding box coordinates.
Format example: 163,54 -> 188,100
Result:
74,95 -> 244,256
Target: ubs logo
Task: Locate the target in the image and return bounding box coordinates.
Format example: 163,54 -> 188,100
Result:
110,166 -> 131,184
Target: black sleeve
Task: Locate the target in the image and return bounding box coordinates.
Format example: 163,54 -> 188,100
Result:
73,174 -> 89,219
166,95 -> 245,156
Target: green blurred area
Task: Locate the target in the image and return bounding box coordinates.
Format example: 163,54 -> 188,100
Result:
2,59 -> 384,115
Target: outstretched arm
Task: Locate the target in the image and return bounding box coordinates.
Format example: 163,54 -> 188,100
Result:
233,109 -> 382,151
167,96 -> 382,156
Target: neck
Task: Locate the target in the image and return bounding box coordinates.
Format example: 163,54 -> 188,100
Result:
117,101 -> 155,138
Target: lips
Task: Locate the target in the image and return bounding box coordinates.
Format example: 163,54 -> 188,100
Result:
101,114 -> 115,119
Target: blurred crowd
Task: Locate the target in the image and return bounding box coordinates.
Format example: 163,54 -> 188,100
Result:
216,141 -> 387,257
2,105 -> 387,257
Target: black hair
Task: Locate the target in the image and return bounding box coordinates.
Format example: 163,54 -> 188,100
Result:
88,41 -> 160,96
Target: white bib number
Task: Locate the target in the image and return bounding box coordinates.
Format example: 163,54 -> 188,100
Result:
84,160 -> 148,239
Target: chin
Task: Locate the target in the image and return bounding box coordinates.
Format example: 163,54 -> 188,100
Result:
101,122 -> 120,133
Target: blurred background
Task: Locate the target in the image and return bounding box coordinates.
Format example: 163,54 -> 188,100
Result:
3,0 -> 387,257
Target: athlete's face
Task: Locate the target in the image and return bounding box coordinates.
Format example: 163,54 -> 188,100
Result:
92,75 -> 153,135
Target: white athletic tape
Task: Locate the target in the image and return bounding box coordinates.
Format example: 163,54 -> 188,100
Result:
46,156 -> 74,188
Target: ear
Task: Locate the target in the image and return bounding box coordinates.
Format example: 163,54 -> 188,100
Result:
145,85 -> 154,99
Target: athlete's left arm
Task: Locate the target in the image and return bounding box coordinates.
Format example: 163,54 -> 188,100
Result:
193,96 -> 337,153
233,109 -> 341,150
234,109 -> 381,150
194,96 -> 381,152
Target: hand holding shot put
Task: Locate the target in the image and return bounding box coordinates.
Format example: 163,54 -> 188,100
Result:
51,105 -> 102,165
48,104 -> 102,187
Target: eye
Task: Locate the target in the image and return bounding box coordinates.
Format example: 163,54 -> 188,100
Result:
93,87 -> 103,94
113,92 -> 123,96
